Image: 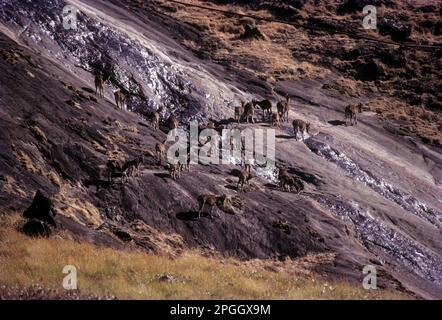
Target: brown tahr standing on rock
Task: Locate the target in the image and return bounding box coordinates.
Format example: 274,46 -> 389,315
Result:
271,111 -> 280,128
107,159 -> 121,182
278,168 -> 302,193
114,90 -> 127,110
277,95 -> 290,122
152,107 -> 163,131
345,103 -> 362,126
241,102 -> 255,123
292,119 -> 310,141
155,142 -> 166,162
94,73 -> 104,98
121,156 -> 143,181
237,169 -> 252,192
252,99 -> 272,122
234,102 -> 244,124
197,194 -> 219,218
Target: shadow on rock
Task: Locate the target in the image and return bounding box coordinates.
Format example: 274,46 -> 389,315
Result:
154,172 -> 170,179
176,211 -> 211,221
328,120 -> 346,126
276,134 -> 293,139
224,184 -> 238,191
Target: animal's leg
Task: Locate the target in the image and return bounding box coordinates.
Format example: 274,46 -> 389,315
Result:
209,205 -> 214,218
199,200 -> 206,218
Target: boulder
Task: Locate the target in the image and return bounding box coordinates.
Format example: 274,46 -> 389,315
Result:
424,96 -> 442,112
355,60 -> 386,81
272,220 -> 291,234
158,274 -> 176,282
380,15 -> 412,41
378,49 -> 406,68
22,219 -> 52,238
113,229 -> 132,242
23,191 -> 56,227
239,24 -> 266,41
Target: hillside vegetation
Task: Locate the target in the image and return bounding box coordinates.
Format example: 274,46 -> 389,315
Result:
0,214 -> 409,299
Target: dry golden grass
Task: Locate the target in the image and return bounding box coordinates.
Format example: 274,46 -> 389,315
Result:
52,183 -> 103,227
369,98 -> 442,145
1,175 -> 28,198
159,0 -> 328,82
156,0 -> 441,147
15,149 -> 38,174
0,214 -> 410,300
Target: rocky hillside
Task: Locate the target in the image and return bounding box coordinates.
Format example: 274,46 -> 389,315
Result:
0,0 -> 441,299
